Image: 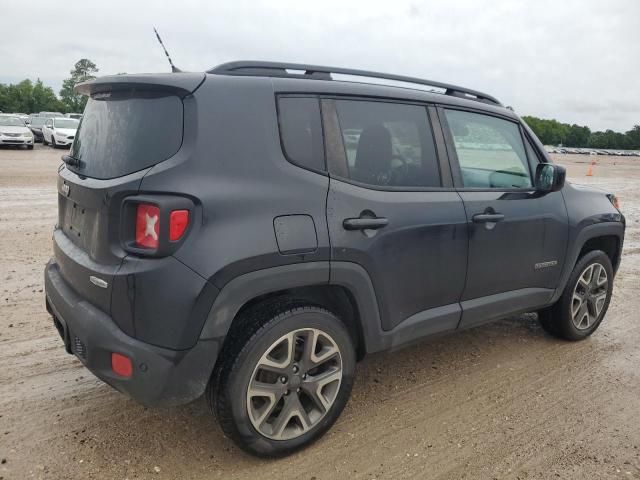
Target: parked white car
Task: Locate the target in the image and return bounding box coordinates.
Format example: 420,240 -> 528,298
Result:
0,116 -> 34,149
42,117 -> 79,148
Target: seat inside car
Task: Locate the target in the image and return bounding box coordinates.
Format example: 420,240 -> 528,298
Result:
352,124 -> 393,185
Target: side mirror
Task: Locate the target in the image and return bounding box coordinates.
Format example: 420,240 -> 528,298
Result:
535,163 -> 566,192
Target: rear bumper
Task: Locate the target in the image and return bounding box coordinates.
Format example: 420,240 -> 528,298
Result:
44,259 -> 220,407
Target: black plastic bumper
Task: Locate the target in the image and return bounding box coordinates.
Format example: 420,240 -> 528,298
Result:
44,260 -> 220,407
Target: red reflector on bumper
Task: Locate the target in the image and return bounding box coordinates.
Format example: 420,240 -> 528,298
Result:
111,352 -> 133,378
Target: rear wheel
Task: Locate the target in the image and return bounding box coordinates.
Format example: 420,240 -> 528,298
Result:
538,250 -> 613,340
209,303 -> 356,457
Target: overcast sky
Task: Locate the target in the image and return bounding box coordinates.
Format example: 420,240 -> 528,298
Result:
2,0 -> 639,131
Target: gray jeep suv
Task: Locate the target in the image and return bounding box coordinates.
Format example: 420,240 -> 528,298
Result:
44,61 -> 625,457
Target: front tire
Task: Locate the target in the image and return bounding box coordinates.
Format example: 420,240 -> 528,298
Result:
539,250 -> 614,341
209,303 -> 356,457
51,137 -> 57,148
43,136 -> 48,146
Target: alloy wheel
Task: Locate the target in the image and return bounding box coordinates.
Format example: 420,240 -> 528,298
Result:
246,328 -> 343,440
571,263 -> 608,330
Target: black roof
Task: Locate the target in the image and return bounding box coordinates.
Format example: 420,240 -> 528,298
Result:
208,61 -> 502,107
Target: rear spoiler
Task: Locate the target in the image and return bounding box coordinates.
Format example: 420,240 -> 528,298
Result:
75,73 -> 206,98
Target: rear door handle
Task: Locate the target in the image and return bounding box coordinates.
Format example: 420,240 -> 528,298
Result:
343,217 -> 389,230
472,213 -> 505,223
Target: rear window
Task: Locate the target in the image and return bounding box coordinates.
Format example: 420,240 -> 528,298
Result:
70,91 -> 183,179
29,117 -> 47,127
54,119 -> 79,129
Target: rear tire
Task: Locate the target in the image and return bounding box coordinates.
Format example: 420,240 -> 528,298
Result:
538,250 -> 613,341
208,302 -> 356,457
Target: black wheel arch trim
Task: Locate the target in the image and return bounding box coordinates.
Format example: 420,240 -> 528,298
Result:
198,261 -> 385,354
551,221 -> 625,304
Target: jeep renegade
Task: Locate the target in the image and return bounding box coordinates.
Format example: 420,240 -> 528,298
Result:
44,61 -> 625,457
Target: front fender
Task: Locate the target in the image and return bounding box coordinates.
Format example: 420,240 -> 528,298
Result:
551,221 -> 625,303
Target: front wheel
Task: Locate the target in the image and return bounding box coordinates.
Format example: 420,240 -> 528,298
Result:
209,304 -> 356,457
539,250 -> 614,341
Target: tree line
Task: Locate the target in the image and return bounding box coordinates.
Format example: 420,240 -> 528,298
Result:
523,116 -> 640,150
0,59 -> 98,114
2,61 -> 639,151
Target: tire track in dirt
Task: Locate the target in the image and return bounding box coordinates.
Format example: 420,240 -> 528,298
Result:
1,149 -> 640,480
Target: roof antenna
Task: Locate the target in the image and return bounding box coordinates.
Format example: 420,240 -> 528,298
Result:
153,27 -> 181,73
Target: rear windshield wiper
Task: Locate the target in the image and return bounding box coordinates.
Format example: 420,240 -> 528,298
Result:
61,154 -> 81,168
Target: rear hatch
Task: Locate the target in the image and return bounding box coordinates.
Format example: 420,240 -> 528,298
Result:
54,73 -> 205,316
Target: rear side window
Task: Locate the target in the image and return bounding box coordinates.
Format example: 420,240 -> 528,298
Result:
70,91 -> 183,180
331,100 -> 440,188
445,109 -> 532,189
277,97 -> 325,172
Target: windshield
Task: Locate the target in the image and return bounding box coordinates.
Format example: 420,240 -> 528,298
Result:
54,119 -> 79,129
0,117 -> 25,127
70,91 -> 183,179
29,117 -> 47,127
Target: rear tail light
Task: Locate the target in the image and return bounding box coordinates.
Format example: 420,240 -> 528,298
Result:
169,209 -> 189,241
124,196 -> 193,255
111,352 -> 133,378
135,204 -> 160,249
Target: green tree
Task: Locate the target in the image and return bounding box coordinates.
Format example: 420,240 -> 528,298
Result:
625,125 -> 640,150
32,79 -> 64,112
59,59 -> 98,113
565,124 -> 591,147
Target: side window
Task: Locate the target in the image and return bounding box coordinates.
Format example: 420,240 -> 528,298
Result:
524,136 -> 542,173
277,97 -> 325,172
444,109 -> 532,189
332,100 -> 440,188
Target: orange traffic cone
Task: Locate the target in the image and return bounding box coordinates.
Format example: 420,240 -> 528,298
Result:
586,164 -> 594,176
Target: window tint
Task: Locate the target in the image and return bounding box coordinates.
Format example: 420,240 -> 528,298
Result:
70,91 -> 183,179
524,136 -> 541,173
333,100 -> 440,187
445,110 -> 532,189
278,97 -> 325,172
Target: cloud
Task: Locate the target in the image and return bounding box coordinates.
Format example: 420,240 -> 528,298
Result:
2,0 -> 639,131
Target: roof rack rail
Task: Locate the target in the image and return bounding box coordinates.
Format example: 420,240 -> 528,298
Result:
208,61 -> 502,106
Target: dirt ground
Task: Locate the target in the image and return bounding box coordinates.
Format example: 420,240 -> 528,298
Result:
1,145 -> 639,480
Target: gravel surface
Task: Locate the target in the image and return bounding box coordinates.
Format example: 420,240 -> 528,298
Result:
1,145 -> 639,479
